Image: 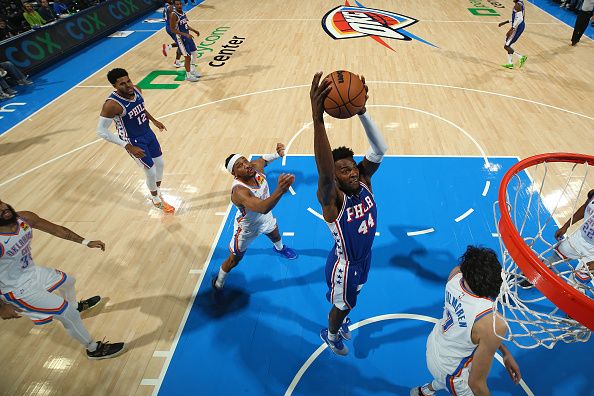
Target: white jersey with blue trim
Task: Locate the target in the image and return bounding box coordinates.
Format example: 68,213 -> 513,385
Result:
581,192 -> 594,244
0,218 -> 36,293
428,272 -> 494,375
231,172 -> 272,228
511,1 -> 525,28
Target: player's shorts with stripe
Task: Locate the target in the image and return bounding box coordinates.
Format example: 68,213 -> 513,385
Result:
176,34 -> 197,56
505,23 -> 525,46
426,329 -> 474,396
0,266 -> 68,325
325,251 -> 371,311
127,130 -> 162,168
228,213 -> 277,257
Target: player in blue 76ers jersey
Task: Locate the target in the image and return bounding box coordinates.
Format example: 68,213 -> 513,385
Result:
310,72 -> 388,356
498,0 -> 528,69
161,0 -> 183,68
170,0 -> 201,82
96,68 -> 175,213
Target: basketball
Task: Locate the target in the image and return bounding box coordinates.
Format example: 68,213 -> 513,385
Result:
323,70 -> 366,119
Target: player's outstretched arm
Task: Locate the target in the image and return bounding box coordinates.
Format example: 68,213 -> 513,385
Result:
252,143 -> 286,172
17,211 -> 106,251
231,174 -> 294,214
357,76 -> 387,184
468,314 -> 508,396
311,72 -> 338,222
555,189 -> 593,240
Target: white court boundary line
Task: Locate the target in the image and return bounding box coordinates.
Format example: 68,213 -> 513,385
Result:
152,201 -> 233,395
284,313 -> 535,396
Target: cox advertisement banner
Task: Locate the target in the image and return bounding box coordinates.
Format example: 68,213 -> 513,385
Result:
0,0 -> 159,74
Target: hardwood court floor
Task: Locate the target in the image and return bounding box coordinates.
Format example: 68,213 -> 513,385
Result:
0,0 -> 592,395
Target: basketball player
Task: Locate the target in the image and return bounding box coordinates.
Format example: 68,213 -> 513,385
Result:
310,72 -> 388,356
0,199 -> 125,359
170,0 -> 200,82
411,246 -> 521,396
553,189 -> 594,288
499,0 -> 528,69
97,68 -> 175,213
211,144 -> 298,292
161,0 -> 183,68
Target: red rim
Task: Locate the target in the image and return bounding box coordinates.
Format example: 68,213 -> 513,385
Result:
498,153 -> 594,331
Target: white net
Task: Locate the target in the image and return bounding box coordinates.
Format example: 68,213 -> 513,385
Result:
494,156 -> 594,349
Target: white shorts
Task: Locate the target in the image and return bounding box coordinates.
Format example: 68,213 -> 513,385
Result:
0,266 -> 69,325
426,330 -> 474,396
556,232 -> 594,264
228,213 -> 277,256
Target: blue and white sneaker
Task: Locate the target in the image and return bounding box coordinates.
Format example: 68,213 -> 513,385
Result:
339,317 -> 352,340
320,328 -> 349,356
273,245 -> 298,260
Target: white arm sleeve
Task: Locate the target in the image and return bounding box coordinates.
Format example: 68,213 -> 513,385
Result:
359,111 -> 388,163
96,116 -> 128,147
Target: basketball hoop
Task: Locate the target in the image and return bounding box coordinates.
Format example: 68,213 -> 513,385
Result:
494,153 -> 594,349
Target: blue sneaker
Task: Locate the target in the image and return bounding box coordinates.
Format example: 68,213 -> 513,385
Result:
339,317 -> 352,340
320,328 -> 349,356
273,245 -> 298,260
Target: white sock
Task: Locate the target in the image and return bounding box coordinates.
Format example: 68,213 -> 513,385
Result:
186,71 -> 193,78
215,267 -> 228,288
166,44 -> 172,50
151,194 -> 161,204
507,54 -> 513,64
514,52 -> 523,59
328,331 -> 337,341
273,239 -> 283,250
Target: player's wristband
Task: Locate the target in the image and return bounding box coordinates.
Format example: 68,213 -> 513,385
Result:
262,153 -> 281,163
82,239 -> 90,246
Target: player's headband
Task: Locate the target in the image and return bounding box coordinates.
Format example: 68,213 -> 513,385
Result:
226,154 -> 243,174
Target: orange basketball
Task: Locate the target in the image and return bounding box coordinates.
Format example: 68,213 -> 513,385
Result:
323,70 -> 366,119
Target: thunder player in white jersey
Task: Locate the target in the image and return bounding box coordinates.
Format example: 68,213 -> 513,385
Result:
498,0 -> 528,69
211,143 -> 298,292
411,246 -> 521,396
553,189 -> 594,288
0,199 -> 124,359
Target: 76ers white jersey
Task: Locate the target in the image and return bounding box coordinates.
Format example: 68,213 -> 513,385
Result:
231,172 -> 272,227
581,193 -> 594,244
0,218 -> 36,293
428,272 -> 494,376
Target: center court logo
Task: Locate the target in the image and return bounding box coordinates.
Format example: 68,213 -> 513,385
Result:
322,0 -> 436,51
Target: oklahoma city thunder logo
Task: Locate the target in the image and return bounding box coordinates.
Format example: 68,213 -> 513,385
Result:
322,0 -> 436,51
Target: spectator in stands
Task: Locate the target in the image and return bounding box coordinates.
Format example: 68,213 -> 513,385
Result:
53,1 -> 70,16
0,68 -> 18,100
0,61 -> 33,87
37,0 -> 56,22
22,2 -> 46,28
0,18 -> 15,40
1,1 -> 27,34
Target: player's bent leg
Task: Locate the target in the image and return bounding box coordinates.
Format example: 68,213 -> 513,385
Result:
213,253 -> 243,291
321,305 -> 350,356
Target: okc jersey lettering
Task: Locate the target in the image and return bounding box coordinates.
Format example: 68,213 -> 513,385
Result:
445,290 -> 467,327
0,218 -> 37,291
